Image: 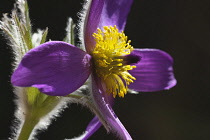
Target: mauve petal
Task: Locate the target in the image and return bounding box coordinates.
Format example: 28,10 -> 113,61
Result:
99,0 -> 133,31
84,0 -> 104,53
128,49 -> 176,92
91,74 -> 132,140
11,41 -> 91,96
84,0 -> 133,53
82,116 -> 102,140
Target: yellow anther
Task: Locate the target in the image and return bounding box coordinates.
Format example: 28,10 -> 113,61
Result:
92,26 -> 136,98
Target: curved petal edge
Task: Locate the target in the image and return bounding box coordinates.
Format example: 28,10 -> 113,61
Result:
99,0 -> 134,31
91,74 -> 132,140
128,49 -> 176,92
12,41 -> 91,96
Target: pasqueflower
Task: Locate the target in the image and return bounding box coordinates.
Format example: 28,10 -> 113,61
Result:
11,0 -> 176,139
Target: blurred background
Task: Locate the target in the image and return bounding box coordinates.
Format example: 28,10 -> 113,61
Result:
0,0 -> 210,140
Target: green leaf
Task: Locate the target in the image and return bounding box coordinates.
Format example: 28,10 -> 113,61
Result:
40,28 -> 48,44
23,0 -> 31,32
63,17 -> 75,45
0,0 -> 33,56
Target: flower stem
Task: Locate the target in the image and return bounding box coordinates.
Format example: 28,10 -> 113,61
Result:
17,115 -> 39,140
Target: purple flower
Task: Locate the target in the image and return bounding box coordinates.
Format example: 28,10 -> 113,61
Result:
11,0 -> 176,139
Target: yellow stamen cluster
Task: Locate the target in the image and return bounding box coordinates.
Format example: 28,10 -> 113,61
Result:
92,25 -> 136,98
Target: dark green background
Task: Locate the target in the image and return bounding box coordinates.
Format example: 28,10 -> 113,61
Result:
0,0 -> 210,140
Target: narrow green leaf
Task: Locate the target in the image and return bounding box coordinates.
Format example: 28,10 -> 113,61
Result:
13,13 -> 28,54
24,0 -> 32,33
40,28 -> 48,44
63,17 -> 75,45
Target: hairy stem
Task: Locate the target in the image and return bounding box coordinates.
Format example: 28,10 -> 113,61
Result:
17,114 -> 39,140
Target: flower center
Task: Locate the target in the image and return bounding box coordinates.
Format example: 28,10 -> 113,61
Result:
92,26 -> 136,98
